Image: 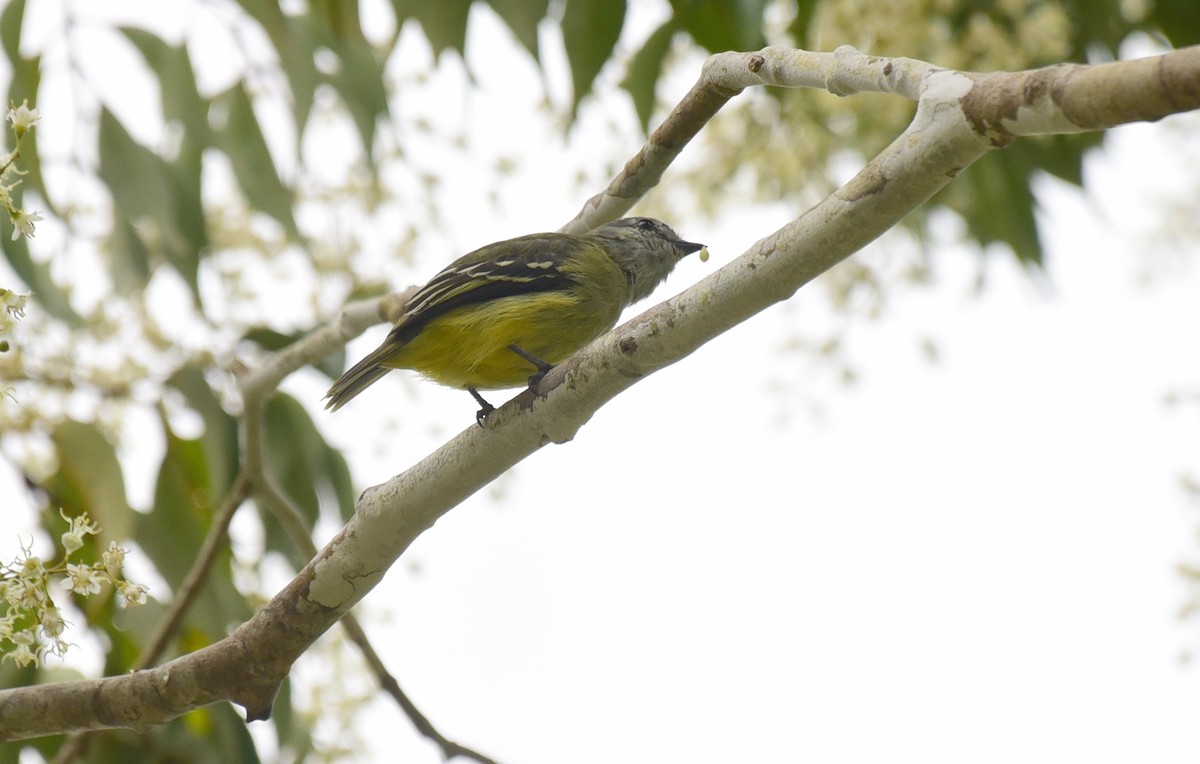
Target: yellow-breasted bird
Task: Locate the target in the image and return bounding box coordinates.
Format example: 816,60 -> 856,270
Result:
324,217 -> 704,422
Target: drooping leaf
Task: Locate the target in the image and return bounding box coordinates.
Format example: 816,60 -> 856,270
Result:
669,0 -> 767,53
168,366 -> 240,501
0,0 -> 48,206
42,419 -> 133,545
319,27 -> 392,161
234,0 -> 318,145
136,412 -> 252,644
263,393 -> 356,561
242,326 -> 346,381
213,83 -> 300,237
119,27 -> 211,145
391,0 -> 473,59
98,108 -> 208,302
488,0 -> 550,59
1,226 -> 78,324
109,215 -> 152,296
562,0 -> 626,115
942,149 -> 1043,265
622,20 -> 678,132
1147,0 -> 1200,48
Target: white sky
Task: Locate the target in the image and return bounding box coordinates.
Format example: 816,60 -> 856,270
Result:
3,2 -> 1199,762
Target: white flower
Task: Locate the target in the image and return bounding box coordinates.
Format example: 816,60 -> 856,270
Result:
3,628 -> 38,667
40,607 -> 65,638
116,580 -> 148,607
60,510 -> 101,554
6,101 -> 39,135
10,208 -> 42,240
1,289 -> 28,318
101,542 -> 126,573
65,563 -> 103,595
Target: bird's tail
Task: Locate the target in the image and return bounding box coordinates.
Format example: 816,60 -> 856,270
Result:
324,347 -> 394,411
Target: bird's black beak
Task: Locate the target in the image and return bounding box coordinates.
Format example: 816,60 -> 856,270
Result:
675,239 -> 704,255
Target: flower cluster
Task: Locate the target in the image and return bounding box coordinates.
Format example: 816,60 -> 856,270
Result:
1,510 -> 149,668
0,100 -> 42,241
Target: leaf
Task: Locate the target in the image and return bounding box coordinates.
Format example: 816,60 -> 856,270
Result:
98,108 -> 208,302
621,20 -> 677,132
562,0 -> 626,116
109,216 -> 152,296
136,412 -> 252,643
242,326 -> 346,380
787,0 -> 821,45
1148,0 -> 1200,49
213,83 -> 300,237
42,420 -> 134,544
320,28 -> 392,161
234,0 -> 319,145
488,0 -> 550,59
263,393 -> 356,559
118,27 -> 211,145
1,226 -> 79,324
390,0 -> 472,58
168,366 -> 240,501
669,0 -> 767,53
944,150 -> 1043,265
0,0 -> 49,206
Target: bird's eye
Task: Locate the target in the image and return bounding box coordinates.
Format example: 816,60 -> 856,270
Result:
636,218 -> 656,232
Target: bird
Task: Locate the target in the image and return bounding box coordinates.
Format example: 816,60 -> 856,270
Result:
324,217 -> 704,422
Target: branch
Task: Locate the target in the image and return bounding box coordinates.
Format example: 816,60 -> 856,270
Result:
2,43 -> 1196,743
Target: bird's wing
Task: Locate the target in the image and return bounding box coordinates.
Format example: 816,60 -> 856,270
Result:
389,233 -> 588,343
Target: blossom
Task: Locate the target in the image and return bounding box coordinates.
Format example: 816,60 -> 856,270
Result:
101,542 -> 126,573
1,289 -> 27,318
6,101 -> 40,135
116,579 -> 148,607
65,563 -> 103,595
2,628 -> 38,667
10,208 -> 42,240
60,510 -> 101,554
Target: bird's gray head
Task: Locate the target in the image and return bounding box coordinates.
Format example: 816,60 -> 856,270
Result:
587,217 -> 704,303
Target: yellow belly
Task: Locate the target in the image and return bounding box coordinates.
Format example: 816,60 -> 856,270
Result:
383,290 -> 623,390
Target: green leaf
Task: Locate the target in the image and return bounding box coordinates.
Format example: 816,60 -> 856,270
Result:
109,216 -> 152,296
669,0 -> 767,53
136,413 -> 251,644
488,0 -> 550,59
787,0 -> 820,45
2,0 -> 55,220
1,227 -> 79,324
621,21 -> 677,132
320,28 -> 391,160
263,393 -> 356,558
390,0 -> 472,58
242,327 -> 346,380
562,0 -> 626,115
168,366 -> 240,501
42,420 -> 134,543
1147,0 -> 1200,48
98,108 -> 208,302
235,0 -> 318,145
214,83 -> 300,237
118,27 -> 211,145
945,150 -> 1043,265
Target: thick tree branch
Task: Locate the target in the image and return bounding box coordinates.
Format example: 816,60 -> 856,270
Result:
2,43 -> 1196,743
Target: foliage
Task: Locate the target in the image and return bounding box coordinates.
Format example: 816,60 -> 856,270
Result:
0,0 -> 1197,760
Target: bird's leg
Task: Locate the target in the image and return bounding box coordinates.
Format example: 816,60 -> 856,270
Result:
507,344 -> 554,387
467,386 -> 495,427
